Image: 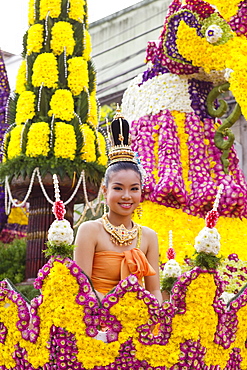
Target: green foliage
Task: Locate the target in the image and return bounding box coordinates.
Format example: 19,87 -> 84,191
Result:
88,60 -> 96,94
192,251 -> 222,270
100,103 -> 117,122
44,241 -> 75,259
58,52 -> 68,88
7,93 -> 18,126
17,284 -> 40,302
73,23 -> 84,56
0,239 -> 27,284
76,90 -> 89,122
161,276 -> 177,294
22,31 -> 28,58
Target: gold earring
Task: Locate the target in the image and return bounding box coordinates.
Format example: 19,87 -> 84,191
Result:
103,200 -> 108,215
136,204 -> 143,219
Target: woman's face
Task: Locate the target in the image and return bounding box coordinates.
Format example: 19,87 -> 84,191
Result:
104,169 -> 142,217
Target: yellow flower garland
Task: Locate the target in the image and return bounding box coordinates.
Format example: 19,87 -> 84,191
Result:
15,91 -> 36,125
133,200 -> 247,264
68,0 -> 85,22
172,111 -> 191,193
81,125 -> 96,162
49,89 -> 75,121
7,125 -> 24,159
83,29 -> 92,61
27,24 -> 44,55
39,0 -> 61,20
15,60 -> 27,95
0,298 -> 22,368
88,91 -> 98,127
25,121 -> 50,157
54,121 -> 77,160
152,125 -> 159,183
28,0 -> 35,25
97,131 -> 107,166
50,21 -> 75,56
68,57 -> 89,96
32,53 -> 58,88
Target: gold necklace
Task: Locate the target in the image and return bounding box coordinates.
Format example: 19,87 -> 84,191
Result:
101,214 -> 139,246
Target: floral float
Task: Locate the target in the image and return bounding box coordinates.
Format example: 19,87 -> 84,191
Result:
122,0 -> 247,264
1,213 -> 247,369
0,0 -> 107,277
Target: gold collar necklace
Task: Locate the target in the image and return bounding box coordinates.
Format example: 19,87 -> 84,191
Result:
101,214 -> 139,246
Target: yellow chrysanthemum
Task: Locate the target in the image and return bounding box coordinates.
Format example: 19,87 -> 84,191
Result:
49,89 -> 74,121
97,131 -> 107,166
15,60 -> 27,95
25,121 -> 50,157
207,0 -> 240,21
7,125 -> 24,159
88,92 -> 98,127
68,57 -> 89,96
132,200 -> 247,264
39,0 -> 61,20
54,121 -> 76,160
28,0 -> 35,25
81,124 -> 96,162
0,298 -> 23,368
27,23 -> 44,55
50,21 -> 75,56
32,53 -> 58,88
68,0 -> 85,21
83,29 -> 92,61
8,207 -> 28,225
15,91 -> 36,125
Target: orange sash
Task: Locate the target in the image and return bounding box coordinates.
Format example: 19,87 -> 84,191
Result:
91,248 -> 156,294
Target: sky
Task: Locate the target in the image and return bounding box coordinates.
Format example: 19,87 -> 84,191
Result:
0,0 -> 141,55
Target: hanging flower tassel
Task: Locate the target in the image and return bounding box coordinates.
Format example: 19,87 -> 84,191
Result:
167,230 -> 176,259
45,174 -> 74,258
193,184 -> 224,268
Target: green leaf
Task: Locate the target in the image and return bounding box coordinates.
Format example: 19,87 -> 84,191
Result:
88,60 -> 96,94
76,90 -> 89,123
58,52 -> 67,87
73,22 -> 84,56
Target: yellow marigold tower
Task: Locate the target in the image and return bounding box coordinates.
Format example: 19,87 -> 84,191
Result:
1,0 -> 107,279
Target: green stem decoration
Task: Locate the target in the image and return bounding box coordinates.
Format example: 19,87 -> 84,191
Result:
206,82 -> 229,118
207,83 -> 242,174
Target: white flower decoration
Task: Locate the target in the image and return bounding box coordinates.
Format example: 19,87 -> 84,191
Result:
205,25 -> 223,44
48,219 -> 74,246
163,259 -> 182,278
194,226 -> 220,255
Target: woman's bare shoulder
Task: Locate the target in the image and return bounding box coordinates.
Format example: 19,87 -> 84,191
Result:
76,218 -> 102,235
141,225 -> 157,238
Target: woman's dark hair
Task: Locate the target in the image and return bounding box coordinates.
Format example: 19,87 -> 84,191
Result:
104,161 -> 142,187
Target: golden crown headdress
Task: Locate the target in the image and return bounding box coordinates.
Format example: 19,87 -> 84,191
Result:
106,106 -> 137,167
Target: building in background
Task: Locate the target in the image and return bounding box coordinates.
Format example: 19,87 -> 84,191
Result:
90,0 -> 168,105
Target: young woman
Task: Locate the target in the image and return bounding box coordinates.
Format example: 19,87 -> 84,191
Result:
74,161 -> 162,305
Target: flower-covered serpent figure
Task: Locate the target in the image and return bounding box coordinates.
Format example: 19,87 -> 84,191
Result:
122,0 -> 247,263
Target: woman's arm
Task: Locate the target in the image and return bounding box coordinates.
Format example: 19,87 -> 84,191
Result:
74,221 -> 105,301
144,228 -> 163,306
74,221 -> 98,279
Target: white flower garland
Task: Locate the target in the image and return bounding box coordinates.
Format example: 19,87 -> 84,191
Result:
5,168 -> 87,214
